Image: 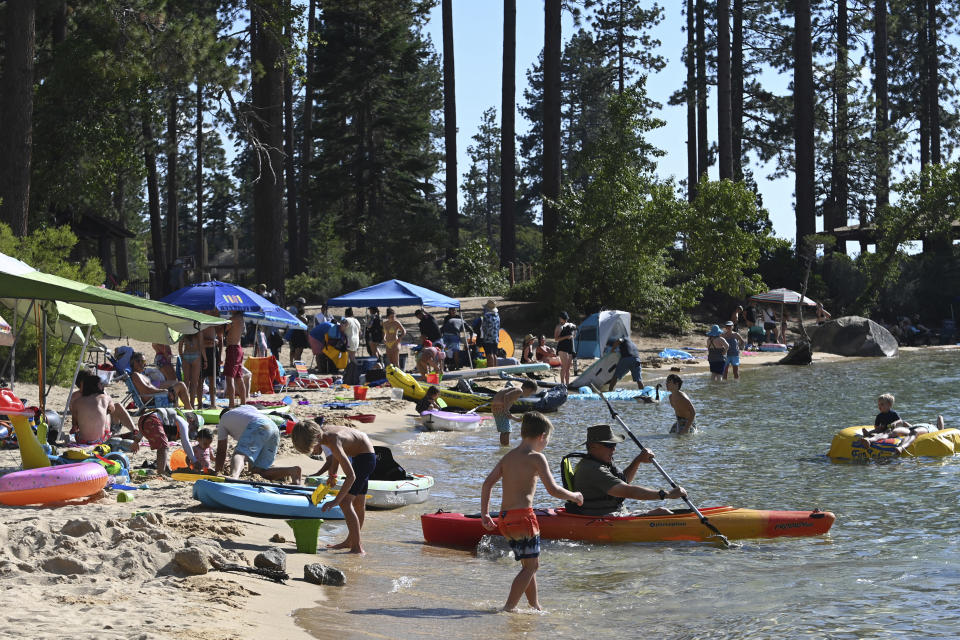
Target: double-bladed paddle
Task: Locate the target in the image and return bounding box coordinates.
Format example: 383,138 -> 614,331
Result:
589,384 -> 733,548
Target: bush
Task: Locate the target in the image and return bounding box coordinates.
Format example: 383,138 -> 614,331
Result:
440,240 -> 509,297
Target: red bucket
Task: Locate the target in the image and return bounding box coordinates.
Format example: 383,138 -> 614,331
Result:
424,373 -> 439,384
353,386 -> 368,400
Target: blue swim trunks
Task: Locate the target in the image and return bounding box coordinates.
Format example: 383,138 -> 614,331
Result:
494,412 -> 512,433
235,416 -> 280,470
614,356 -> 643,383
725,354 -> 741,367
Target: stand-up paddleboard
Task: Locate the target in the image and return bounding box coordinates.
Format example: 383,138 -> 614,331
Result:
498,329 -> 514,358
415,362 -> 549,381
567,351 -> 620,390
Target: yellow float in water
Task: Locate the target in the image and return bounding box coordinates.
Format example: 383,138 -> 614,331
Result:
828,425 -> 960,460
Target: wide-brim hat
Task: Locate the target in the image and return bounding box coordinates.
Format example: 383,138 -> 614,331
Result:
523,333 -> 536,344
484,299 -> 497,310
706,325 -> 722,336
724,321 -> 734,326
583,424 -> 626,445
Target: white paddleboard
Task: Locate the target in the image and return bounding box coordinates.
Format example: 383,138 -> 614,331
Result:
568,351 -> 620,390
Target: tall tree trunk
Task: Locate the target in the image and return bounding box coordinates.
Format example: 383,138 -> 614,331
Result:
731,0 -> 744,181
114,174 -> 130,281
0,0 -> 36,237
918,1 -> 930,175
166,93 -> 179,264
542,0 -> 562,246
686,0 -> 698,201
927,0 -> 941,164
250,0 -> 286,293
500,0 -> 516,266
616,0 -> 625,94
874,0 -> 890,209
442,0 -> 459,255
695,0 -> 708,180
142,111 -> 167,295
52,1 -> 67,44
717,0 -> 733,180
284,10 -> 299,274
793,0 -> 816,258
298,0 -> 316,269
828,0 -> 849,254
196,79 -> 205,272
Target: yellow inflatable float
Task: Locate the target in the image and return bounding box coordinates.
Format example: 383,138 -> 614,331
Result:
828,425 -> 960,460
385,365 -> 490,411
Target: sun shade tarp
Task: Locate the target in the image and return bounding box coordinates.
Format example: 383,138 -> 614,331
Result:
327,279 -> 460,308
0,269 -> 226,343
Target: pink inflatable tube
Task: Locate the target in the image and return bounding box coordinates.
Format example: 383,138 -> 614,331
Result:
0,462 -> 108,506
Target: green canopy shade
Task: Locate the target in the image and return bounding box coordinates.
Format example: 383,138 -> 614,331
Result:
0,269 -> 226,343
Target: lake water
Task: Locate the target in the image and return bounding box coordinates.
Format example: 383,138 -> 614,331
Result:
295,349 -> 960,639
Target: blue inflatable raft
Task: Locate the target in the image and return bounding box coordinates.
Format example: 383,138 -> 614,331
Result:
192,479 -> 345,519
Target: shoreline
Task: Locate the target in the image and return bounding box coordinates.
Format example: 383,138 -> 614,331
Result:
1,331 -> 956,638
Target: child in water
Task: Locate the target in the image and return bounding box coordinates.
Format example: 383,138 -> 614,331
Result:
666,374 -> 696,433
491,380 -> 538,447
480,412 -> 583,612
415,386 -> 442,413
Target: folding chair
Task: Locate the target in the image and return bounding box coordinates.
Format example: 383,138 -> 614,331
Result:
289,361 -> 330,390
119,371 -> 171,415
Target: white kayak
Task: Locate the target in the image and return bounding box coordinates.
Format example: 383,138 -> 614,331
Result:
568,351 -> 620,390
307,474 -> 435,509
418,410 -> 484,432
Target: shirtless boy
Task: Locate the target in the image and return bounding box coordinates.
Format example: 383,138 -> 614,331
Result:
666,374 -> 696,433
223,311 -> 247,408
292,420 -> 376,554
480,412 -> 583,612
491,380 -> 538,446
200,312 -> 221,408
70,370 -> 138,447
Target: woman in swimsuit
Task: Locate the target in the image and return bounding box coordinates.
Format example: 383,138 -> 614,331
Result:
520,334 -> 536,363
382,308 -> 406,368
179,333 -> 203,409
705,325 -> 729,382
554,312 -> 576,387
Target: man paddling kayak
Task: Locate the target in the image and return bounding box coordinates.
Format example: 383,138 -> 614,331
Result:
565,424 -> 685,516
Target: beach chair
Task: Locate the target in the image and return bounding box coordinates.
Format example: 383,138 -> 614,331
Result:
119,371 -> 171,415
288,361 -> 330,390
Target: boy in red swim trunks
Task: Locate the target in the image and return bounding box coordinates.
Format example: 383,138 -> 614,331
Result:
480,412 -> 583,612
224,311 -> 247,408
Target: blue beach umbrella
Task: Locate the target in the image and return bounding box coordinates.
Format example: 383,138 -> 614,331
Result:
160,281 -> 306,329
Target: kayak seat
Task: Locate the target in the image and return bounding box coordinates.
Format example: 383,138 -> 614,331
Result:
370,445 -> 409,481
559,453 -> 586,492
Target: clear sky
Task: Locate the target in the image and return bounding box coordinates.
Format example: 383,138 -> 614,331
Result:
424,2 -> 800,244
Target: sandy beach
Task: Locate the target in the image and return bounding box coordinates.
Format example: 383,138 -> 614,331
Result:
1,303 -> 928,639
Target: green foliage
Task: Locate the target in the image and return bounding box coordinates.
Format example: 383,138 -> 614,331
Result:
0,223 -> 105,386
675,178 -> 776,299
284,219 -> 372,302
440,240 -> 509,297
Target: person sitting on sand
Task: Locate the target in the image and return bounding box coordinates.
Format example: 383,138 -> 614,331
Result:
215,404 -> 301,483
491,380 -> 539,447
480,412 -> 583,612
292,419 -> 376,555
129,352 -> 194,410
566,424 -> 686,517
151,343 -> 177,382
415,386 -> 442,413
520,334 -> 537,364
70,370 -> 138,447
192,427 -> 215,472
535,335 -> 557,362
665,374 -> 696,434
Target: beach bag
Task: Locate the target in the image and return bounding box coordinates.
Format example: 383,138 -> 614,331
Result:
370,445 -> 408,481
342,361 -> 360,386
322,344 -> 349,369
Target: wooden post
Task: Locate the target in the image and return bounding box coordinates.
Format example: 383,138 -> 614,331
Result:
509,262 -> 516,285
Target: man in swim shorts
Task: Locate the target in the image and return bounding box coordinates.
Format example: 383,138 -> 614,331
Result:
291,420 -> 376,554
70,369 -> 138,447
215,404 -> 301,483
490,380 -> 538,447
666,374 -> 696,433
223,311 -> 246,408
480,412 -> 583,612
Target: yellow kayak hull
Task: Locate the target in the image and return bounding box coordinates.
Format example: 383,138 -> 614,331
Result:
828,425 -> 960,460
385,365 -> 490,411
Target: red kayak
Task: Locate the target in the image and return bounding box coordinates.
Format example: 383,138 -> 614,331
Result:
422,506 -> 835,546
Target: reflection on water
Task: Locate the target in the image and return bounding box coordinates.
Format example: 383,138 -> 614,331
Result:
295,350 -> 960,639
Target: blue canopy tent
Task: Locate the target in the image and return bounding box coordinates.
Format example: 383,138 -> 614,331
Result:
327,279 -> 460,308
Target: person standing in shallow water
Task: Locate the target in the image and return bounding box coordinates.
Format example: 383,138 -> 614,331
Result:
554,311 -> 576,387
705,325 -> 729,382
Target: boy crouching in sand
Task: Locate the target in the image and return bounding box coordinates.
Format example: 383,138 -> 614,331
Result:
480,412 -> 584,612
292,420 -> 376,555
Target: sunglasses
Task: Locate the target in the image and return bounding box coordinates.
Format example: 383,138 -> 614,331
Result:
598,442 -> 617,449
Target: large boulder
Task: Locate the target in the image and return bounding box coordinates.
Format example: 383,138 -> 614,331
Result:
810,316 -> 899,357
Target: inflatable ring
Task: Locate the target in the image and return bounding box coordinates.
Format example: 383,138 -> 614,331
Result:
0,462 -> 108,506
